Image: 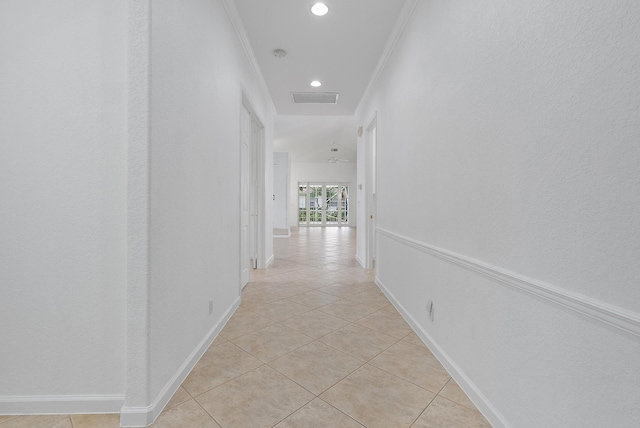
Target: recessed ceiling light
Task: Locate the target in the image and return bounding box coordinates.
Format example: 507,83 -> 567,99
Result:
311,2 -> 328,16
310,80 -> 322,87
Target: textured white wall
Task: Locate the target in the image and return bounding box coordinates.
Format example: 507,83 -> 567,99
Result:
273,152 -> 290,231
357,0 -> 640,427
290,162 -> 358,228
0,0 -> 127,400
146,0 -> 274,406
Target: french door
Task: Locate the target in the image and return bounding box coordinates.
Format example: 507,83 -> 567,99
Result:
298,182 -> 349,227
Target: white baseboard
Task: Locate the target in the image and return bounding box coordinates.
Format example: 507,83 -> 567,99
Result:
355,254 -> 366,269
375,276 -> 510,428
264,253 -> 275,268
119,296 -> 241,427
273,228 -> 290,238
0,394 -> 123,415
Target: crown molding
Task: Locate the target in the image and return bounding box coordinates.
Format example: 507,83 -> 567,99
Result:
355,0 -> 418,119
221,0 -> 277,117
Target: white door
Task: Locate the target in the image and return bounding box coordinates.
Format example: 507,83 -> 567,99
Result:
250,117 -> 260,269
240,106 -> 251,287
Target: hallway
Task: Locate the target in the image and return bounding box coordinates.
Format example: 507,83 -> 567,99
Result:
0,228 -> 490,428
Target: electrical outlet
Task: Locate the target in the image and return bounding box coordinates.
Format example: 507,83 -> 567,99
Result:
209,299 -> 214,315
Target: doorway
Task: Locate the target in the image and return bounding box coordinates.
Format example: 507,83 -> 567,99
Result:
240,101 -> 264,289
298,182 -> 350,227
365,115 -> 377,269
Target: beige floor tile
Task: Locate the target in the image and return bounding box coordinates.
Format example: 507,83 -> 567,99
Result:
232,323 -> 313,362
243,281 -> 275,291
182,341 -> 263,396
320,272 -> 361,283
274,398 -> 364,428
319,323 -> 398,361
293,267 -> 331,277
286,290 -> 342,308
317,299 -> 378,322
259,273 -> 297,283
270,341 -> 363,395
403,331 -> 428,347
151,399 -> 220,428
240,289 -> 282,310
383,303 -> 400,313
196,365 -> 314,428
216,309 -> 274,342
338,276 -> 378,287
70,414 -> 120,428
369,340 -> 451,393
356,308 -> 413,338
317,283 -> 373,298
345,289 -> 391,309
439,379 -> 478,411
0,417 -> 18,424
411,396 -> 491,428
265,264 -> 305,275
262,284 -> 315,299
279,309 -> 350,339
251,298 -> 313,321
165,386 -> 192,410
301,278 -> 343,288
0,415 -> 71,428
210,333 -> 228,347
321,364 -> 435,428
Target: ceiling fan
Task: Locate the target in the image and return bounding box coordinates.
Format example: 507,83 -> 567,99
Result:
328,157 -> 349,163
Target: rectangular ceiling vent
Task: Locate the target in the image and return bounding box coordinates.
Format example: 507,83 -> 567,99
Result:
291,92 -> 339,104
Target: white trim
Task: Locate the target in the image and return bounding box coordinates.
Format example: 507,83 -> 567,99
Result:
126,0 -> 152,416
355,253 -> 366,269
375,277 -> 510,428
119,297 -> 241,427
354,0 -> 419,118
273,229 -> 291,239
377,227 -> 640,339
265,253 -> 275,268
0,395 -> 124,416
221,0 -> 277,117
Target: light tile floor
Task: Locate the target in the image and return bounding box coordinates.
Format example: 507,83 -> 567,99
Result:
0,227 -> 491,428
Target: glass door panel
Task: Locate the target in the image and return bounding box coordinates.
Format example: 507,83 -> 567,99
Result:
340,185 -> 349,224
298,184 -> 307,224
325,185 -> 340,225
298,182 -> 350,227
309,184 -> 323,225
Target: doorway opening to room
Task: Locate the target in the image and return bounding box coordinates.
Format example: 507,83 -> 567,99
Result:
240,100 -> 265,288
298,182 -> 350,227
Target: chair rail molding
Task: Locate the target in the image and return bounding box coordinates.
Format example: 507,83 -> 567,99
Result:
376,227 -> 640,339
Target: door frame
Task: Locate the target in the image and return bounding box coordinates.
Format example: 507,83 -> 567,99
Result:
240,93 -> 265,289
365,113 -> 377,269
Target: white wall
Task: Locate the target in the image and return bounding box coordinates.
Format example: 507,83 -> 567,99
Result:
0,0 -> 127,411
132,0 -> 275,421
0,0 -> 274,422
357,1 -> 640,427
290,162 -> 358,228
273,152 -> 290,233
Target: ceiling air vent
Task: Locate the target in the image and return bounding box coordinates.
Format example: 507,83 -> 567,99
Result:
291,92 -> 339,104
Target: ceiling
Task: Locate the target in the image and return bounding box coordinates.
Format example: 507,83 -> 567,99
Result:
234,0 -> 407,162
274,115 -> 356,163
